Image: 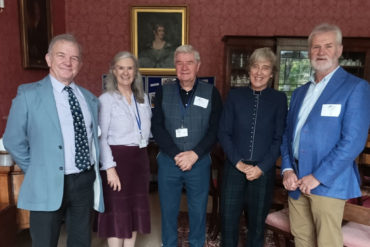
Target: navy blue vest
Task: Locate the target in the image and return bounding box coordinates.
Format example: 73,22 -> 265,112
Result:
162,80 -> 213,151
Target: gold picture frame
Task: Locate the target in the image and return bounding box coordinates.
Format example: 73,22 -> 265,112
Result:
19,0 -> 52,69
131,5 -> 188,75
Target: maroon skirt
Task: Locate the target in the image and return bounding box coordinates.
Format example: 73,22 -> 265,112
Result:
97,145 -> 151,238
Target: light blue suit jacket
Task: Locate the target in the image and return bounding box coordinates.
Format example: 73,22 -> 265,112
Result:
281,67 -> 370,200
3,76 -> 104,212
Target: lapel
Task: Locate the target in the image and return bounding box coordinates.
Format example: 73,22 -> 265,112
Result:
306,67 -> 347,122
38,77 -> 63,136
291,82 -> 310,133
78,86 -> 98,132
78,86 -> 99,163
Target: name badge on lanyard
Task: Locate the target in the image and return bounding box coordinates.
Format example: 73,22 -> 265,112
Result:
139,137 -> 147,148
134,97 -> 147,148
176,83 -> 195,138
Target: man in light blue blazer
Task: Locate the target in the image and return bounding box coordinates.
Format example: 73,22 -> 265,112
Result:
3,34 -> 104,247
281,23 -> 370,247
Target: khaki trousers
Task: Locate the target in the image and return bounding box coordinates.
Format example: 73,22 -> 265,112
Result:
288,194 -> 346,247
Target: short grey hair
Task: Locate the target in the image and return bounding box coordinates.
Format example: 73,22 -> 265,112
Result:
247,47 -> 277,74
104,51 -> 145,103
247,47 -> 277,88
174,45 -> 201,63
48,33 -> 82,57
308,23 -> 342,47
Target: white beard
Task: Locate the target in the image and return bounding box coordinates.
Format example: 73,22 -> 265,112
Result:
311,57 -> 336,73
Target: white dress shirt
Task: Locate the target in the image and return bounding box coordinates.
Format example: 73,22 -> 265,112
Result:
99,91 -> 152,170
50,75 -> 94,175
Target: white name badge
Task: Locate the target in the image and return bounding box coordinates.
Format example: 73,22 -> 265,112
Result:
139,137 -> 148,148
176,128 -> 188,138
321,104 -> 341,117
193,96 -> 209,108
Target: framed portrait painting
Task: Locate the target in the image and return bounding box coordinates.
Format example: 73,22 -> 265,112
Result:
19,0 -> 52,69
131,5 -> 189,75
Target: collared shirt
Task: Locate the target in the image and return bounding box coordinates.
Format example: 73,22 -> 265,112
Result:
98,91 -> 152,170
179,82 -> 197,107
50,75 -> 94,175
293,66 -> 339,159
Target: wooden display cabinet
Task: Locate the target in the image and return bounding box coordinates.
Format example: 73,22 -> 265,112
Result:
222,36 -> 276,97
341,38 -> 370,82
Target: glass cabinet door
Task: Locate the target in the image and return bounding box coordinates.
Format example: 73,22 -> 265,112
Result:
277,50 -> 312,103
230,49 -> 250,87
222,36 -> 276,97
275,38 -> 311,104
339,51 -> 365,78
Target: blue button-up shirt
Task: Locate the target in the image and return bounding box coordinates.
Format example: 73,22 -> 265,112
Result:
50,75 -> 94,174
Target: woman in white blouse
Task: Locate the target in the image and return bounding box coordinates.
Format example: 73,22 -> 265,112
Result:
97,51 -> 152,247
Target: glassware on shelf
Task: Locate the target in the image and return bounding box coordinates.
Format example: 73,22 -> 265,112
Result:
231,52 -> 237,67
230,74 -> 249,87
231,52 -> 249,69
239,54 -> 245,68
230,74 -> 235,87
341,58 -> 363,67
241,74 -> 248,84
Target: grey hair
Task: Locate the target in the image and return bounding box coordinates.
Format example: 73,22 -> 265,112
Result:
104,51 -> 145,103
48,33 -> 82,58
308,23 -> 342,46
247,47 -> 277,88
174,45 -> 201,63
247,47 -> 277,74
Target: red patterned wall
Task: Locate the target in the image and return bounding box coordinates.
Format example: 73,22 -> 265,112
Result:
0,0 -> 65,135
65,0 -> 370,94
1,0 -> 370,134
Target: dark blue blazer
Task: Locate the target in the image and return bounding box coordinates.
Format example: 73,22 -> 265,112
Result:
218,87 -> 287,173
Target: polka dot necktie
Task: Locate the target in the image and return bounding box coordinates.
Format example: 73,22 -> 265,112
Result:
64,86 -> 91,171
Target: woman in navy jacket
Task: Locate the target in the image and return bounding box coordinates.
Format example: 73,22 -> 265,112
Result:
218,47 -> 287,247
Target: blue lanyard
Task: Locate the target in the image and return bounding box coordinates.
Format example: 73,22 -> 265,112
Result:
133,96 -> 142,135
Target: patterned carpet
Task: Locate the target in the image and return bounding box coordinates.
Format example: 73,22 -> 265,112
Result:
177,212 -> 276,247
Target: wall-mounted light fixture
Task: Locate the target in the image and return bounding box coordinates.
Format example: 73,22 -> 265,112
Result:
0,0 -> 4,13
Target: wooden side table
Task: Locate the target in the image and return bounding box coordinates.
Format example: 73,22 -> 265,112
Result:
0,165 -> 29,230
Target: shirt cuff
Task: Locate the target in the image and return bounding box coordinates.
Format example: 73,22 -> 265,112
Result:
100,161 -> 117,171
282,168 -> 294,176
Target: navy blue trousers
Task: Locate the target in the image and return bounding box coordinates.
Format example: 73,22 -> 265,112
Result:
157,152 -> 211,247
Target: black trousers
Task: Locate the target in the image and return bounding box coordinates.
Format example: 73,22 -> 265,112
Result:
30,169 -> 95,247
220,160 -> 275,247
